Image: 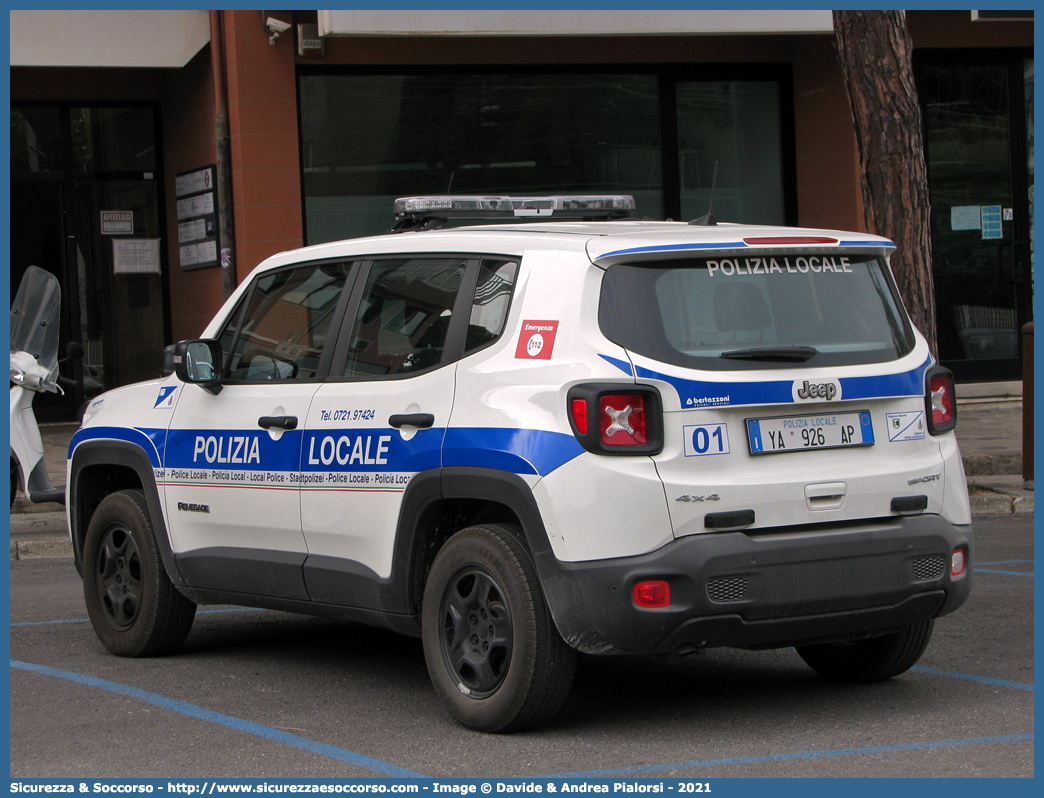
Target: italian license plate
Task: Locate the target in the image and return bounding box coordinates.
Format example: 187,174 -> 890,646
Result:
746,410 -> 874,455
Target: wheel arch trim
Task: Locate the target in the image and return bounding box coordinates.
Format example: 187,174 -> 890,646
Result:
69,438 -> 185,586
392,466 -> 558,615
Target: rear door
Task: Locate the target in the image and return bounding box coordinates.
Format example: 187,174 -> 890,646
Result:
299,256 -> 474,605
597,249 -> 948,535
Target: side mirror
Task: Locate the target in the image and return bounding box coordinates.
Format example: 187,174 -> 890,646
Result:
173,339 -> 224,395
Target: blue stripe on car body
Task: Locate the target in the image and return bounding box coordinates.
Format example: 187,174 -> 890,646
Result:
69,426 -> 165,466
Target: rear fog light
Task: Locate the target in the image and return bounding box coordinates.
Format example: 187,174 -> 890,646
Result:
951,548 -> 966,577
633,580 -> 671,608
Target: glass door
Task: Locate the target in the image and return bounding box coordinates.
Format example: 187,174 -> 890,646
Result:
10,103 -> 167,419
918,54 -> 1034,382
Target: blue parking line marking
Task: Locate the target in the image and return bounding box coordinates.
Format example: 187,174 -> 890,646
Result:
537,733 -> 1034,778
974,568 -> 1033,577
977,560 -> 1033,565
910,665 -> 1034,691
10,659 -> 429,778
10,618 -> 86,628
10,607 -> 265,628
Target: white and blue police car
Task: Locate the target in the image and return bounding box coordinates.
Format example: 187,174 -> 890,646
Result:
68,195 -> 971,732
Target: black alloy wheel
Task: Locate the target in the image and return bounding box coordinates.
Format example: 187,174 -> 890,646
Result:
93,521 -> 144,629
438,565 -> 513,698
421,523 -> 576,733
81,489 -> 196,657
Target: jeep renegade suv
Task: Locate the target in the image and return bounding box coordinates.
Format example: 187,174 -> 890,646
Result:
68,196 -> 971,732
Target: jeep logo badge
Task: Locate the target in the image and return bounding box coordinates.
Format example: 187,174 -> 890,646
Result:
794,379 -> 840,401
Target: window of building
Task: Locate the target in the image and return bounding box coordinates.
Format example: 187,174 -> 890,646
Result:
298,69 -> 791,243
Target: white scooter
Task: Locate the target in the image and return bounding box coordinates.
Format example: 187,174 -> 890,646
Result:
9,265 -> 80,508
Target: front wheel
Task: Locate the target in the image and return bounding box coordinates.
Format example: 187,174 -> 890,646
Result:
82,489 -> 196,657
421,524 -> 576,733
796,620 -> 934,682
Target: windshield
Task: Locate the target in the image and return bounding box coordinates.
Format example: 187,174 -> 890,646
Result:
10,265 -> 61,376
598,254 -> 914,371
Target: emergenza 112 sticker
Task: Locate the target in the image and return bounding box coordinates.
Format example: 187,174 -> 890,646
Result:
515,320 -> 559,359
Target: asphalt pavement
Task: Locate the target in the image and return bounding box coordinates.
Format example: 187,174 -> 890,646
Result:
9,514 -> 1033,777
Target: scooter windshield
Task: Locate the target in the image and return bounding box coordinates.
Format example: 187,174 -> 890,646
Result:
10,265 -> 61,387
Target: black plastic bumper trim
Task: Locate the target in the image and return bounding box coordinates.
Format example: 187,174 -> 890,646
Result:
535,514 -> 972,655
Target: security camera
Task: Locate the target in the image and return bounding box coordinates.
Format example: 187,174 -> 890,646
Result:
266,17 -> 291,44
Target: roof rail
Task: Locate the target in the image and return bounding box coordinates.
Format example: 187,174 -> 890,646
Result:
389,195 -> 637,232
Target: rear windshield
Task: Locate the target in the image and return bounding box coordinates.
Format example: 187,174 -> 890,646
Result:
599,254 -> 914,371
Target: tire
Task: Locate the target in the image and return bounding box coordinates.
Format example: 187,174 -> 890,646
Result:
796,620 -> 934,682
11,456 -> 19,509
82,489 -> 196,657
421,524 -> 577,733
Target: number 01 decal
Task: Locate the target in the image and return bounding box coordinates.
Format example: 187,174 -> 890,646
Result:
683,424 -> 730,456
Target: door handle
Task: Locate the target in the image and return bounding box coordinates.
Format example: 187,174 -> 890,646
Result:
258,415 -> 298,430
389,413 -> 435,429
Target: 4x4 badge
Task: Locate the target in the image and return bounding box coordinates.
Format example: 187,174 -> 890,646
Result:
676,494 -> 720,502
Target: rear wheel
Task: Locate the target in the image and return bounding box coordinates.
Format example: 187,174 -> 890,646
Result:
796,620 -> 934,682
10,456 -> 18,509
421,524 -> 576,732
82,489 -> 196,657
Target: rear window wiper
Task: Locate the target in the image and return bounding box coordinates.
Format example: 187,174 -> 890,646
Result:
719,346 -> 818,362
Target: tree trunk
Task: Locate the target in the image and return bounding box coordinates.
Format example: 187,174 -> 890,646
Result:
833,10 -> 937,356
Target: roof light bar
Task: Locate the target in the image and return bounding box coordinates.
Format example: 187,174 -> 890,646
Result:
391,195 -> 636,229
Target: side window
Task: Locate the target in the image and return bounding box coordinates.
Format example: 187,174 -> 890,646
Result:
220,261 -> 353,381
343,258 -> 467,377
215,296 -> 246,368
465,260 -> 518,353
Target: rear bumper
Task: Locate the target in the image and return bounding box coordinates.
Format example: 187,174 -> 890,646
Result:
535,514 -> 972,654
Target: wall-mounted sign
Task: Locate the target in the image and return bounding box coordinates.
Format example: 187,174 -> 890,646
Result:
980,205 -> 1003,240
950,205 -> 1006,240
101,210 -> 133,235
950,206 -> 981,231
175,165 -> 219,270
175,166 -> 213,197
298,23 -> 325,55
113,238 -> 161,274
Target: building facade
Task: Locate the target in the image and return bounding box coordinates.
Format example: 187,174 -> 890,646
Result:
9,9 -> 1033,420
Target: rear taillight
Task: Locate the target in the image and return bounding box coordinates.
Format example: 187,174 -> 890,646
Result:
925,365 -> 957,434
599,393 -> 647,446
567,383 -> 663,455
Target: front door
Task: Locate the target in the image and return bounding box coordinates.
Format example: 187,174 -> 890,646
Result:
163,260 -> 356,599
917,53 -> 1034,382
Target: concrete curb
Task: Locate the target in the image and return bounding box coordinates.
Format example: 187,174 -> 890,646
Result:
964,454 -> 1024,477
968,493 -> 1034,515
10,539 -> 74,560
